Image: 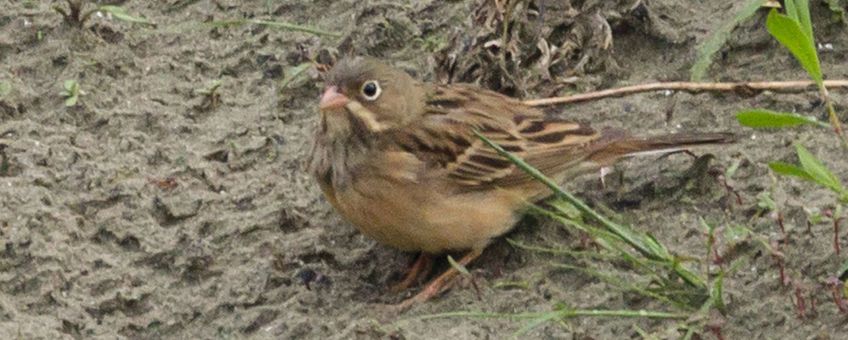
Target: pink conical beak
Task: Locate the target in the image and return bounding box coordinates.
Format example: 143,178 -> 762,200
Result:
319,86 -> 349,110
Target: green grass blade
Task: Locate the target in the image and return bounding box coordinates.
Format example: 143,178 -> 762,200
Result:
795,144 -> 844,193
711,270 -> 726,312
529,206 -> 674,282
446,255 -> 470,275
475,131 -> 706,290
642,233 -> 671,259
208,19 -> 340,37
736,109 -> 829,128
513,311 -> 562,338
99,6 -> 155,26
768,161 -> 815,181
552,263 -> 690,309
766,9 -> 823,86
475,131 -> 650,256
690,0 -> 766,81
511,308 -> 687,338
506,238 -> 614,260
252,19 -> 341,37
416,309 -> 687,321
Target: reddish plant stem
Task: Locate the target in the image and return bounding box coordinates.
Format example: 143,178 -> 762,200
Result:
713,247 -> 723,266
825,277 -> 847,314
793,285 -> 806,319
835,217 -> 842,256
771,241 -> 789,287
777,212 -> 787,244
708,168 -> 743,208
809,291 -> 817,316
707,325 -> 726,340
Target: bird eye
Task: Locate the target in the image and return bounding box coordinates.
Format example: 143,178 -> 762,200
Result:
360,80 -> 381,101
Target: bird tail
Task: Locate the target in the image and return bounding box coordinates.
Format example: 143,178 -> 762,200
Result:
587,132 -> 737,165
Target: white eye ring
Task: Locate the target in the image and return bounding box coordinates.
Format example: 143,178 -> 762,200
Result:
360,80 -> 382,101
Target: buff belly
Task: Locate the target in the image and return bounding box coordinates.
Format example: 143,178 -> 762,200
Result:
332,178 -> 524,253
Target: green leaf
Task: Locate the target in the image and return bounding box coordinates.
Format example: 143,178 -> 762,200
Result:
766,9 -> 823,86
792,0 -> 815,42
64,94 -> 78,107
690,0 -> 766,81
804,207 -> 824,225
784,0 -> 799,21
756,192 -> 777,211
736,109 -> 828,128
723,224 -> 751,243
0,80 -> 11,98
196,79 -> 223,95
280,62 -> 311,90
769,161 -> 815,181
98,5 -> 155,26
63,79 -> 77,92
795,144 -> 844,193
61,80 -> 80,107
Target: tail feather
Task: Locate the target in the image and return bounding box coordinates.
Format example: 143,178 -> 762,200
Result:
588,132 -> 736,165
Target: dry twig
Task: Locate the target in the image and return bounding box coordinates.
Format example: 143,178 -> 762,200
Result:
523,80 -> 848,106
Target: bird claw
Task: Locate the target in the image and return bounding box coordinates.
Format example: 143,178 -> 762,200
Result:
389,253 -> 433,293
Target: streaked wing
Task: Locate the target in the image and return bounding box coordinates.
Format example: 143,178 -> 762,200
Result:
385,84 -> 601,191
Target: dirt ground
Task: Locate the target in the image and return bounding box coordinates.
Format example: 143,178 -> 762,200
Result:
2,0 -> 847,339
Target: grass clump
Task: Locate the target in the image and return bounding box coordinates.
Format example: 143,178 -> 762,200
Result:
53,0 -> 154,28
412,132 -> 728,337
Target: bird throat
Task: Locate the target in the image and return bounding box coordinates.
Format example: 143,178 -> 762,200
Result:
312,106 -> 380,189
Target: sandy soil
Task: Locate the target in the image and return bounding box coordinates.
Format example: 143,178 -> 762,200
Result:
1,0 -> 847,339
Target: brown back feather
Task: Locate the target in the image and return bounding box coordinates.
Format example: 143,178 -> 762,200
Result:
383,84 -> 610,191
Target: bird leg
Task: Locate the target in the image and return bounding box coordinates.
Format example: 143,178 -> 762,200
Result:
395,248 -> 484,311
389,253 -> 433,293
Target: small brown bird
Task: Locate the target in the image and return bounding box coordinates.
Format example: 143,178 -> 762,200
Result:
308,56 -> 733,309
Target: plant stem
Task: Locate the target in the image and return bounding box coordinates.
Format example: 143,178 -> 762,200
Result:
522,80 -> 848,106
819,86 -> 848,149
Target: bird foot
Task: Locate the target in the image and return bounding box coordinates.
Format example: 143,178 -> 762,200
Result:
393,248 -> 483,312
389,253 -> 433,293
